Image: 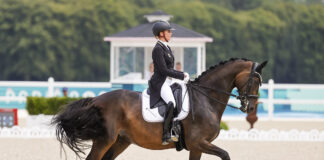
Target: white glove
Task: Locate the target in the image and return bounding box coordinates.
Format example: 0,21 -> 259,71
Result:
183,72 -> 190,83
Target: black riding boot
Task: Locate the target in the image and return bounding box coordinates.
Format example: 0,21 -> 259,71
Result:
162,102 -> 175,145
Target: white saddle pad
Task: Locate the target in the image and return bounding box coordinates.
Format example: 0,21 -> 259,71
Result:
142,80 -> 190,123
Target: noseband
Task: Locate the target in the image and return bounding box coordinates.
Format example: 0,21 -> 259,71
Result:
188,62 -> 262,114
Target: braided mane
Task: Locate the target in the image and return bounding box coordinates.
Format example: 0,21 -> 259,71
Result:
193,58 -> 251,82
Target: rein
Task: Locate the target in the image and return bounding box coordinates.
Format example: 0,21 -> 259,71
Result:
188,82 -> 246,110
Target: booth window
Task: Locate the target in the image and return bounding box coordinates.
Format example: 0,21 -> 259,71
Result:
184,47 -> 197,78
114,47 -> 144,80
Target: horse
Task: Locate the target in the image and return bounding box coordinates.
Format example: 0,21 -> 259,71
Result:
52,58 -> 267,160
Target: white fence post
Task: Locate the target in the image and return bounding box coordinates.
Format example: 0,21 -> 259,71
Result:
47,77 -> 54,97
268,79 -> 274,120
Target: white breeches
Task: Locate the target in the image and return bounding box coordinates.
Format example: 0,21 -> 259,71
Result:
160,78 -> 176,107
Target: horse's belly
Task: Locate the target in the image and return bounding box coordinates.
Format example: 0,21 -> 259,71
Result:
123,122 -> 175,150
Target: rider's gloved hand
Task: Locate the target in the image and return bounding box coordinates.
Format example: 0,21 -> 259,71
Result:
184,72 -> 190,83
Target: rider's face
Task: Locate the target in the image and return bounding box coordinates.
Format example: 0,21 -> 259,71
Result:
159,30 -> 172,42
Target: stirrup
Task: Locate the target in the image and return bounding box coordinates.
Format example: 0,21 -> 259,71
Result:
170,128 -> 179,142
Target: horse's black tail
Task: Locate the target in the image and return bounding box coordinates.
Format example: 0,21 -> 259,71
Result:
51,98 -> 106,157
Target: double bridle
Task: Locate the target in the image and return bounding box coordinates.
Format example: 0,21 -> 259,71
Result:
187,62 -> 262,118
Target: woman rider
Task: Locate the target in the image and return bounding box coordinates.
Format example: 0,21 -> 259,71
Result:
148,20 -> 189,145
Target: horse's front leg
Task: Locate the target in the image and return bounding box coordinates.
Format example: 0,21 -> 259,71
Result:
195,140 -> 230,160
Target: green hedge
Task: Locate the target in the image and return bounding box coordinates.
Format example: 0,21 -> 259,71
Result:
26,97 -> 81,115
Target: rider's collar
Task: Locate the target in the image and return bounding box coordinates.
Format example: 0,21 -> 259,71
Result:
158,40 -> 169,49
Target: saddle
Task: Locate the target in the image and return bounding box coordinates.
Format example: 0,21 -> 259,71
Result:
147,83 -> 183,117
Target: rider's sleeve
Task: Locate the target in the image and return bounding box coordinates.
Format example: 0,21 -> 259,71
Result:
153,47 -> 185,80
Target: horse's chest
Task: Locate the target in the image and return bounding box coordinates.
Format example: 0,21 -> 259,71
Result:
200,115 -> 221,138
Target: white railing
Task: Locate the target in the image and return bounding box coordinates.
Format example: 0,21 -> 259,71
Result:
1,78 -> 324,120
0,77 -> 111,102
0,77 -> 112,88
261,79 -> 324,120
221,79 -> 324,120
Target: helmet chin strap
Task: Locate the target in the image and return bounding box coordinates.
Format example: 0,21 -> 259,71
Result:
163,34 -> 169,42
159,32 -> 169,42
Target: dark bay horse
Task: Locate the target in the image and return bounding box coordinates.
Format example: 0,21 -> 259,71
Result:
52,58 -> 267,160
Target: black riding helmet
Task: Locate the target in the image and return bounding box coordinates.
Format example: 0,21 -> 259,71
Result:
152,20 -> 175,37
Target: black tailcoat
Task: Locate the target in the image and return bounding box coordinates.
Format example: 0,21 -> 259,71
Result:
148,41 -> 185,108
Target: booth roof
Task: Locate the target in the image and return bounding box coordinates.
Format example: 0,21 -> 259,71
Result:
146,10 -> 170,16
105,22 -> 213,42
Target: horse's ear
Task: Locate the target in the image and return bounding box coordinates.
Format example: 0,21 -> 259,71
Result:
256,61 -> 268,74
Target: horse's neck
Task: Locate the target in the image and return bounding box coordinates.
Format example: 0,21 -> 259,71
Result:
194,62 -> 250,120
200,62 -> 247,92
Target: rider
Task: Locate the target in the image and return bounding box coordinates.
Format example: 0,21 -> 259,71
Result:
149,20 -> 189,145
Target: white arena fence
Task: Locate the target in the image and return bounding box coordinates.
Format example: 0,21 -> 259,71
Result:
1,114 -> 323,142
0,115 -> 55,138
1,127 -> 324,142
0,127 -> 55,138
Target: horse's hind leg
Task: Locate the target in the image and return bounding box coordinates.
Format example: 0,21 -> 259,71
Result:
194,140 -> 230,160
102,135 -> 131,160
86,135 -> 117,160
189,151 -> 202,160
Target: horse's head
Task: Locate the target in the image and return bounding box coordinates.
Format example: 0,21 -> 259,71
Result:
191,58 -> 268,115
234,61 -> 267,114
